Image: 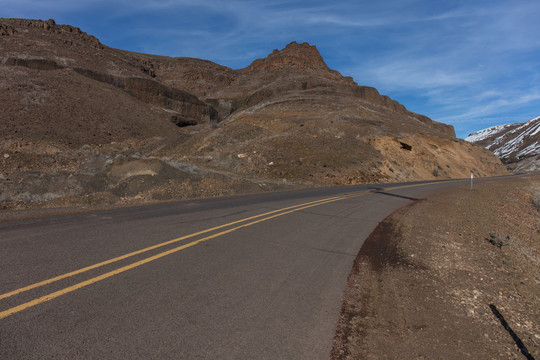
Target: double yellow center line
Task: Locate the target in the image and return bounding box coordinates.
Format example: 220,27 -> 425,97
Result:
0,190 -> 368,320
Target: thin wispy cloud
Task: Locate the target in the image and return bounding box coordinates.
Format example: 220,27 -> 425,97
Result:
1,0 -> 539,138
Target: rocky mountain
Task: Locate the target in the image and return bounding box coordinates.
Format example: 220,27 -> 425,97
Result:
466,116 -> 540,171
0,18 -> 507,211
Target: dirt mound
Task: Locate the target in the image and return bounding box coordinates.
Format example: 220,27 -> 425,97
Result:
365,134 -> 505,180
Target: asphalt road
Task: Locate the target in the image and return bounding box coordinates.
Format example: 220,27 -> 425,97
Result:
0,178 -> 474,359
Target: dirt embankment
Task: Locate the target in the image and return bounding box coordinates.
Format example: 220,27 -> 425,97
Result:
0,139 -> 300,222
333,174 -> 540,359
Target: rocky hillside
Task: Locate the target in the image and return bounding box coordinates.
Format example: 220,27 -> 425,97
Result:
0,18 -> 507,211
466,116 -> 540,171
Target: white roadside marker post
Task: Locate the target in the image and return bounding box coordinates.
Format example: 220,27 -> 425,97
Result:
470,172 -> 474,190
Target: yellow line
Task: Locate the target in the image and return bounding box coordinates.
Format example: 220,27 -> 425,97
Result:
0,191 -> 367,319
0,192 -> 361,301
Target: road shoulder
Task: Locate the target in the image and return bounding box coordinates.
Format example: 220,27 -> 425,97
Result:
332,175 -> 540,359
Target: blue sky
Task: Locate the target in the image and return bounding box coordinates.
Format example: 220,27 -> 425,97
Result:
2,0 -> 540,138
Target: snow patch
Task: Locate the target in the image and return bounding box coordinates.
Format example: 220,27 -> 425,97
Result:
465,124 -> 509,143
517,142 -> 540,158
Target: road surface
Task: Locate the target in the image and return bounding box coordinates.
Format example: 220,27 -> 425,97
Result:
0,179 -> 472,359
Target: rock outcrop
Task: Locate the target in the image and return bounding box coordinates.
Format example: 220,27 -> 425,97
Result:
72,68 -> 211,123
0,23 -> 17,36
4,18 -> 103,49
245,41 -> 332,72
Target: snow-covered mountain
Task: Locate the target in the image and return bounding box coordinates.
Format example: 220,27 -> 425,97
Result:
465,116 -> 540,171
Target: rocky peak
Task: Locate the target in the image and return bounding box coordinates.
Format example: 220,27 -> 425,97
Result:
245,41 -> 330,72
1,18 -> 104,49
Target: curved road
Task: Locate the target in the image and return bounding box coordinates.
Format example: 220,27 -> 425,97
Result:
1,179 -> 474,359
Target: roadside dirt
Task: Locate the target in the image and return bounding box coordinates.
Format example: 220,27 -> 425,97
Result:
332,174 -> 540,359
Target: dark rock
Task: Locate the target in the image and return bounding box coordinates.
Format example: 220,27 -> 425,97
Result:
73,68 -> 210,123
0,23 -> 17,36
400,142 -> 412,151
487,233 -> 510,248
170,115 -> 198,127
3,57 -> 63,71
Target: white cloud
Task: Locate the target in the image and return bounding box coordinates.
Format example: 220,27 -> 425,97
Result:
361,59 -> 479,90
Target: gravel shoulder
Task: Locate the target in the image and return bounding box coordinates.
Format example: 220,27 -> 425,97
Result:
332,174 -> 540,359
